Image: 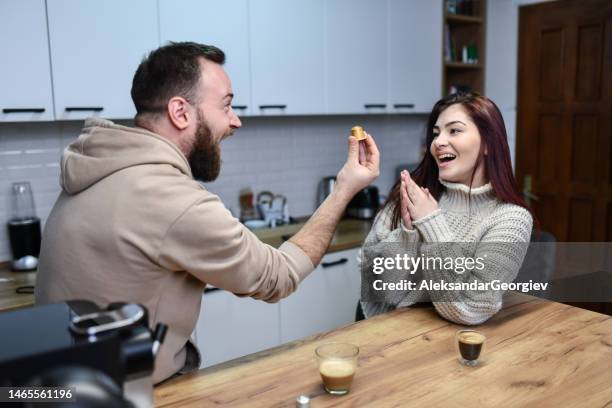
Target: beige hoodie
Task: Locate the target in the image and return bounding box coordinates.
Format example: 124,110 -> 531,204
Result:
35,118 -> 314,384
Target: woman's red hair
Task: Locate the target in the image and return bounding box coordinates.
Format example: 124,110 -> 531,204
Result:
384,92 -> 536,229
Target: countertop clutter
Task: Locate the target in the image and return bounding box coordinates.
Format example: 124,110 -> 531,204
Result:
154,293 -> 612,407
0,218 -> 371,313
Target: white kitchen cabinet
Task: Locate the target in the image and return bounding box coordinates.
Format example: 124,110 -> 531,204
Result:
325,0 -> 388,114
196,289 -> 280,368
159,0 -> 252,116
280,248 -> 361,343
388,0 -> 442,113
249,0 -> 326,115
0,0 -> 54,122
46,0 -> 159,120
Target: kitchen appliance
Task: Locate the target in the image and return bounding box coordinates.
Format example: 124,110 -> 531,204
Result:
0,300 -> 167,408
317,176 -> 336,206
346,186 -> 379,219
7,182 -> 41,271
257,192 -> 289,227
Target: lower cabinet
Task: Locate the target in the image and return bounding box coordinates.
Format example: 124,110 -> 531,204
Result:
195,248 -> 361,368
280,248 -> 361,343
194,290 -> 280,368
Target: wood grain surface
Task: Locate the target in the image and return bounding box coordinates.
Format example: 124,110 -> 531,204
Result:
254,218 -> 371,253
0,269 -> 36,312
155,293 -> 612,407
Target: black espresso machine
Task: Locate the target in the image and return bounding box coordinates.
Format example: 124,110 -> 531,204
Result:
0,301 -> 167,407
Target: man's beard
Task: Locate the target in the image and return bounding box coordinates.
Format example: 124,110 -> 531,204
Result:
188,111 -> 221,182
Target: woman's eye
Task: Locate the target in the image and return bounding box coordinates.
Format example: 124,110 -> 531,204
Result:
450,128 -> 461,135
432,133 -> 440,138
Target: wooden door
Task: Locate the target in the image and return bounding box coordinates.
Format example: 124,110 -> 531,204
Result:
516,0 -> 612,242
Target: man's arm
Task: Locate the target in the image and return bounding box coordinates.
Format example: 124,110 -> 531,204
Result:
290,133 -> 379,266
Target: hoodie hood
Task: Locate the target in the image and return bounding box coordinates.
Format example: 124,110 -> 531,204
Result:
61,118 -> 192,194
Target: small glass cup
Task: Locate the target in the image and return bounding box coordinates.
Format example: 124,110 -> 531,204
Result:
456,330 -> 486,366
315,343 -> 359,395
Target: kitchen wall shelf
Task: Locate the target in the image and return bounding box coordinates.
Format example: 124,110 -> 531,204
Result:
445,13 -> 483,24
443,0 -> 487,95
445,62 -> 483,69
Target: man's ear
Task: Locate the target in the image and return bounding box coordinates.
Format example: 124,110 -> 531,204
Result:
167,97 -> 192,130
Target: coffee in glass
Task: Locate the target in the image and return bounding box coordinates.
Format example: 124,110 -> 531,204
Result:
315,343 -> 359,395
456,330 -> 486,366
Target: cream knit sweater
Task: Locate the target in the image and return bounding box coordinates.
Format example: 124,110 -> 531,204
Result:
360,180 -> 533,324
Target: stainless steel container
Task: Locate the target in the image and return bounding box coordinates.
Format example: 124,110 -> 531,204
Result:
317,176 -> 336,206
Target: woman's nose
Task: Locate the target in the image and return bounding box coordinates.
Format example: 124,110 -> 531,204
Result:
433,133 -> 448,147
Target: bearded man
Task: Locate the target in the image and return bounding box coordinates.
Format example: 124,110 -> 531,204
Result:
35,42 -> 380,384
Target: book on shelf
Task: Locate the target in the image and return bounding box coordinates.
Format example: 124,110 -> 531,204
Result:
448,84 -> 473,95
444,24 -> 458,62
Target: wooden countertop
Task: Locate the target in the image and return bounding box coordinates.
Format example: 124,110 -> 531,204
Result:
154,293 -> 612,407
252,218 -> 370,253
0,218 -> 370,313
0,269 -> 36,312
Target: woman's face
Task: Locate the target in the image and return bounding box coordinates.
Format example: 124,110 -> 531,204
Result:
430,104 -> 487,187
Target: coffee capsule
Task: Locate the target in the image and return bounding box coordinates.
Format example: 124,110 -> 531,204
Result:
351,126 -> 367,141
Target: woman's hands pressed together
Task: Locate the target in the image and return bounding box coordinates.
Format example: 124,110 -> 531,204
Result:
399,170 -> 439,229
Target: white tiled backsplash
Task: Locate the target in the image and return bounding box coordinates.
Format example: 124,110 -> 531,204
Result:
0,115 -> 426,262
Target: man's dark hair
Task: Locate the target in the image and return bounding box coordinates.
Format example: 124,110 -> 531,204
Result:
131,41 -> 225,116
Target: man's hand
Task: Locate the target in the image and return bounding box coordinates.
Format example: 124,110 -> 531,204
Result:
289,132 -> 380,267
335,133 -> 380,200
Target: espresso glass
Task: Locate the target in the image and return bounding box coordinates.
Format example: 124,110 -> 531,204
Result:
315,343 -> 359,395
456,330 -> 486,366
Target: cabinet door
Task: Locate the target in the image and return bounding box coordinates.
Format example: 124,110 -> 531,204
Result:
325,0 -> 388,114
249,0 -> 325,115
159,0 -> 251,116
47,0 -> 159,120
280,248 -> 361,343
0,0 -> 54,122
388,0 -> 442,113
196,290 -> 280,368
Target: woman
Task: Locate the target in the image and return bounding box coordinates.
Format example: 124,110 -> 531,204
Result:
359,93 -> 534,324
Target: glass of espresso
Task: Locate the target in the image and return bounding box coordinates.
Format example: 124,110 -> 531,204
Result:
456,330 -> 486,366
315,343 -> 359,395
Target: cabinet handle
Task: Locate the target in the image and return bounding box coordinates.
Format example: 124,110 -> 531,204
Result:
393,103 -> 415,109
65,106 -> 104,112
364,104 -> 386,109
3,108 -> 46,113
321,258 -> 348,268
259,105 -> 287,109
232,105 -> 248,110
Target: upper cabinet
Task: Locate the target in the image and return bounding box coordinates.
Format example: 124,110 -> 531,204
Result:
389,0 -> 442,113
249,0 -> 326,115
325,0 -> 388,115
2,0 -> 445,121
46,0 -> 159,120
0,0 -> 54,122
159,0 -> 252,116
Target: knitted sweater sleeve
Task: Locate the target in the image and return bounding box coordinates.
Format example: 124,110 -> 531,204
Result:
359,205 -> 421,314
413,205 -> 533,325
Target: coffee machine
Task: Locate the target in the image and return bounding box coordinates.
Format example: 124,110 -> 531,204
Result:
7,182 -> 41,271
0,301 -> 167,408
